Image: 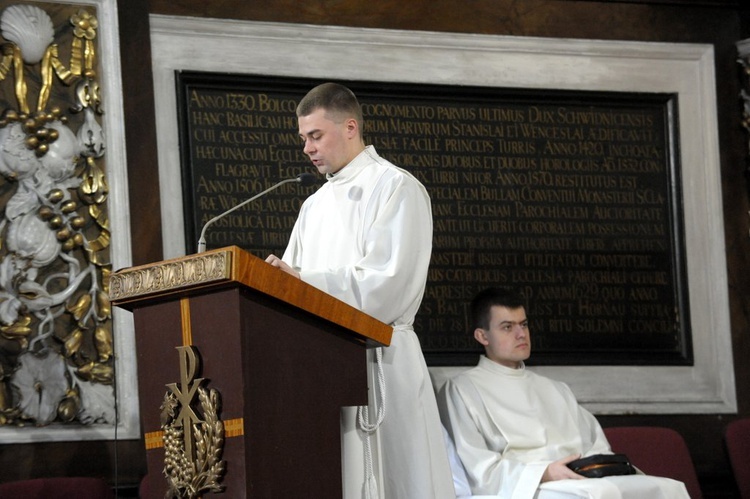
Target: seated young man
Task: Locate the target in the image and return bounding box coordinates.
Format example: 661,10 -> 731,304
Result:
438,287 -> 690,499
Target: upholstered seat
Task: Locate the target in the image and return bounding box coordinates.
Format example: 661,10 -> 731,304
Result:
603,426 -> 702,499
725,417 -> 750,499
0,477 -> 114,499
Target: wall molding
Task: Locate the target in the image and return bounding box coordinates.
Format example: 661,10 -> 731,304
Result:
149,14 -> 735,414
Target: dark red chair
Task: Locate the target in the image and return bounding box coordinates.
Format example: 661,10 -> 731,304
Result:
725,418 -> 750,499
139,473 -> 154,498
0,477 -> 114,499
603,426 -> 702,499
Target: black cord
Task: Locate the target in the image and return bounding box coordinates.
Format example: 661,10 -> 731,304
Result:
112,332 -> 120,498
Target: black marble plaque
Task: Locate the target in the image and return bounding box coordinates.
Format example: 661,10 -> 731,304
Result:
176,72 -> 692,366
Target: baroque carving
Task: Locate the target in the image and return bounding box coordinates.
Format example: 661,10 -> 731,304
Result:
0,4 -> 111,427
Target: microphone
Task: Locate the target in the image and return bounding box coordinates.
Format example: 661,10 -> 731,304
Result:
197,173 -> 317,252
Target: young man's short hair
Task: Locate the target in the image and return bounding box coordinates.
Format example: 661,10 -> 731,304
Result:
296,82 -> 364,127
470,287 -> 526,331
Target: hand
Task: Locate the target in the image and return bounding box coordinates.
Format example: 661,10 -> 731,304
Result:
265,254 -> 301,279
541,454 -> 586,482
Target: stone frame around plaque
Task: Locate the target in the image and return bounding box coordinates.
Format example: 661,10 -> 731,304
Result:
149,16 -> 735,414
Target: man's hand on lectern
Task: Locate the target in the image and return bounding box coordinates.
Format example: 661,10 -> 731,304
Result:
265,254 -> 301,279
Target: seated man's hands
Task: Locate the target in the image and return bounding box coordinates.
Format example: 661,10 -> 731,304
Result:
541,454 -> 586,482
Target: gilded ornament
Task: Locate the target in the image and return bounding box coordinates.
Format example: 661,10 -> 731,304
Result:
70,216 -> 85,229
73,79 -> 102,113
70,10 -> 97,42
0,315 -> 32,349
60,200 -> 77,213
56,227 -> 71,241
66,293 -> 92,323
48,215 -> 63,228
37,206 -> 53,220
93,325 -> 112,362
96,290 -> 111,319
0,4 -> 113,428
61,238 -> 75,252
78,157 -> 108,204
57,387 -> 80,422
76,361 -> 112,384
47,189 -> 64,203
64,328 -> 83,357
2,109 -> 18,121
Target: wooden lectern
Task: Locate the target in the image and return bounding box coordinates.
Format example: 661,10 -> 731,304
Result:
109,246 -> 392,498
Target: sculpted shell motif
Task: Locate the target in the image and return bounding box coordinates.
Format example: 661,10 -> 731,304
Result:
0,4 -> 55,65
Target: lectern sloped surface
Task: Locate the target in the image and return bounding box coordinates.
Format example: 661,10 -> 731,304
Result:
110,246 -> 392,498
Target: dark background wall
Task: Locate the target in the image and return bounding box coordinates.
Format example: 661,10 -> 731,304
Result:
1,0 -> 749,497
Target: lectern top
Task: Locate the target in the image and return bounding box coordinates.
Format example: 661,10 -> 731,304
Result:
109,246 -> 392,346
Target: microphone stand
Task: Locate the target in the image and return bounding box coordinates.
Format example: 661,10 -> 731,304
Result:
197,174 -> 315,253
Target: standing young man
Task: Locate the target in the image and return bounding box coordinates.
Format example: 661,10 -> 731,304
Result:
266,82 -> 454,499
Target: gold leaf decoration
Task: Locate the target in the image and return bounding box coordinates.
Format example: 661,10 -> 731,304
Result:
66,293 -> 92,324
63,328 -> 84,357
93,325 -> 112,362
0,315 -> 32,348
76,361 -> 112,384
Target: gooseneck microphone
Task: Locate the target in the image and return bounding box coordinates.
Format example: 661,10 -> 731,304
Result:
197,172 -> 317,253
